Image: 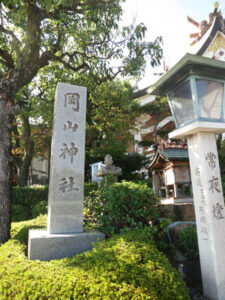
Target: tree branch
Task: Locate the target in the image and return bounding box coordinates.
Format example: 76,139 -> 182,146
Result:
0,24 -> 21,59
0,53 -> 13,68
50,53 -> 89,72
39,0 -> 118,20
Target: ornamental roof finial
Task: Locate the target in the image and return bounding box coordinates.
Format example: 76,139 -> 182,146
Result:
214,2 -> 219,11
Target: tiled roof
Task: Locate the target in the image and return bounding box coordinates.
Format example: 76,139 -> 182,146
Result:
158,148 -> 189,160
147,146 -> 189,169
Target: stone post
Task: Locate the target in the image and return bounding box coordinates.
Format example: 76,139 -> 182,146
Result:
187,132 -> 225,300
28,83 -> 104,261
47,83 -> 85,234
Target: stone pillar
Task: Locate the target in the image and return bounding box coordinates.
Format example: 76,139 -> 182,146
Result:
28,83 -> 104,261
47,83 -> 86,234
187,132 -> 225,300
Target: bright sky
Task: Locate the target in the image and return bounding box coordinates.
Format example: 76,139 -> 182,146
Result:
122,0 -> 225,89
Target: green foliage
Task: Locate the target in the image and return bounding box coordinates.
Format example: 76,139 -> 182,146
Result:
153,218 -> 173,252
0,217 -> 189,299
12,183 -> 99,222
1,0 -> 162,80
3,0 -> 162,186
177,226 -> 199,261
84,180 -> 159,236
13,185 -> 48,206
12,204 -> 30,222
31,201 -> 48,219
114,152 -> 149,181
139,96 -> 169,114
220,139 -> 225,193
12,183 -> 98,222
222,176 -> 225,196
88,80 -> 137,141
134,177 -> 153,189
84,182 -> 98,196
85,79 -> 143,180
218,138 -> 225,178
12,185 -> 48,221
87,151 -> 148,182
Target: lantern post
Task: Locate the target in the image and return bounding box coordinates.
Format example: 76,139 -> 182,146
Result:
150,53 -> 225,300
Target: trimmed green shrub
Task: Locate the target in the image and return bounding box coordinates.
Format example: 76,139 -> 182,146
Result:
12,185 -> 48,221
84,182 -> 98,196
31,201 -> 48,218
12,184 -> 97,221
0,217 -> 190,299
84,179 -> 159,236
153,218 -> 173,252
13,185 -> 48,206
177,225 -> 199,261
12,204 -> 30,222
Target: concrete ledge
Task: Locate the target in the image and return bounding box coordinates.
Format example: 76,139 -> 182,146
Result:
169,121 -> 225,139
28,230 -> 105,261
160,198 -> 193,204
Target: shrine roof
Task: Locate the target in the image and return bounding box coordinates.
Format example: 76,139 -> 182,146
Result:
148,147 -> 189,169
159,148 -> 189,160
195,16 -> 225,56
187,2 -> 225,55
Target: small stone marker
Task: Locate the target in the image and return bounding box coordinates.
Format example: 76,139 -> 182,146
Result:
28,83 -> 104,261
95,154 -> 122,180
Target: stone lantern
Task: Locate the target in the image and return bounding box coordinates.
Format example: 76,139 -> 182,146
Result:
150,53 -> 225,300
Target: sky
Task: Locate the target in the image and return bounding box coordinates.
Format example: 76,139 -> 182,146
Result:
122,0 -> 225,89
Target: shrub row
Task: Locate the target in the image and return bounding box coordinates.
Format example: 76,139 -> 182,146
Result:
13,185 -> 49,206
13,183 -> 98,206
12,183 -> 98,222
0,216 -> 190,299
12,185 -> 48,221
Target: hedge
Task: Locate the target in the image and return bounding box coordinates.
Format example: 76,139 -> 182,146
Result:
12,183 -> 98,222
0,216 -> 190,299
13,185 -> 49,207
13,183 -> 98,205
12,186 -> 48,221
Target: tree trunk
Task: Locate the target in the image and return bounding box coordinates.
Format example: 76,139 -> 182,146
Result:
18,114 -> 34,187
0,84 -> 13,244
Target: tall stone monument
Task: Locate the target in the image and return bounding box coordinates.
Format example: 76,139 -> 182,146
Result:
28,83 -> 104,261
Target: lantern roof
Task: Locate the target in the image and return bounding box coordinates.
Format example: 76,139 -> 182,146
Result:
149,53 -> 225,97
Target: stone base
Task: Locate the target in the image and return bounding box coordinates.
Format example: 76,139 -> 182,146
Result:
28,230 -> 105,261
157,203 -> 196,221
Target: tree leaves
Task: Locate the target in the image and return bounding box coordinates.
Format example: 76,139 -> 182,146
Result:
0,0 -> 162,89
